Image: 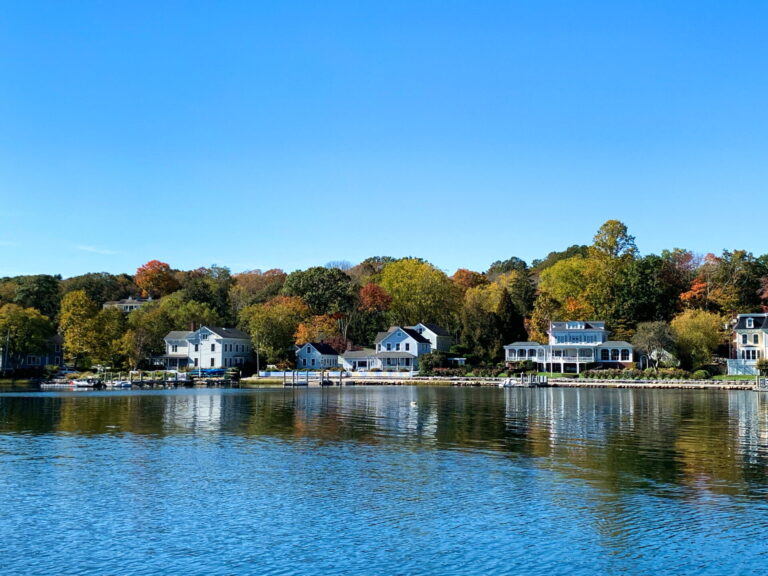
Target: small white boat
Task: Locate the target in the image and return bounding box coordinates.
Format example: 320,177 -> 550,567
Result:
107,380 -> 132,389
70,378 -> 97,388
498,378 -> 519,388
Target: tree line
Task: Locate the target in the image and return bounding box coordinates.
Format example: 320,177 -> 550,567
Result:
2,220 -> 767,373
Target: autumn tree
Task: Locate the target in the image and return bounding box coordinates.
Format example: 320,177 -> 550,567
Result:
294,314 -> 345,351
229,269 -> 287,313
670,309 -> 724,370
0,304 -> 54,370
348,283 -> 392,347
135,260 -> 180,298
240,296 -> 310,364
451,269 -> 488,295
379,258 -> 460,329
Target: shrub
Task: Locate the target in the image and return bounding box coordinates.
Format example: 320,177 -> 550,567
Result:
691,369 -> 711,380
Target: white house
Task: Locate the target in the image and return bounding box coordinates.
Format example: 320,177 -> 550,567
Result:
727,313 -> 767,375
409,323 -> 452,352
338,326 -> 431,371
504,321 -> 634,374
161,326 -> 252,370
296,342 -> 339,369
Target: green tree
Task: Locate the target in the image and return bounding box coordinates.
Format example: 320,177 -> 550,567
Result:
61,272 -> 139,306
0,304 -> 54,370
90,307 -> 128,368
59,290 -> 99,368
631,321 -> 676,370
240,296 -> 310,365
13,275 -> 62,319
121,302 -> 174,370
670,309 -> 724,370
281,267 -> 355,316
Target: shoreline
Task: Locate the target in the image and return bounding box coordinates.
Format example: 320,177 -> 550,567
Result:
244,376 -> 761,391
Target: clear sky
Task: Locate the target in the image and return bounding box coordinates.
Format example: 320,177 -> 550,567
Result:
2,1 -> 767,279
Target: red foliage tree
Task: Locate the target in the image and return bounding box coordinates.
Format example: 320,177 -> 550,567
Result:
135,260 -> 180,298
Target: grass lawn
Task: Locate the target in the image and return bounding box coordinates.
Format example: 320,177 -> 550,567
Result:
713,374 -> 759,381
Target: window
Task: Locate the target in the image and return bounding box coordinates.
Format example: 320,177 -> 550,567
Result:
210,358 -> 215,367
519,349 -> 526,358
194,344 -> 199,352
387,343 -> 392,351
311,359 -> 315,366
302,359 -> 307,367
754,335 -> 759,345
747,318 -> 754,328
211,344 -> 215,352
201,333 -> 208,340
404,358 -> 410,366
396,343 -> 400,351
621,349 -> 630,361
601,349 -> 609,361
742,335 -> 748,345
611,349 -> 619,361
405,343 -> 410,351
529,349 -> 537,357
172,344 -> 178,353
194,358 -> 199,367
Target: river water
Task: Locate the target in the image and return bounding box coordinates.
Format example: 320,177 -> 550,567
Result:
1,386 -> 767,575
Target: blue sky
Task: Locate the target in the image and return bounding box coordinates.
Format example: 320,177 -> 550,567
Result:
2,1 -> 767,279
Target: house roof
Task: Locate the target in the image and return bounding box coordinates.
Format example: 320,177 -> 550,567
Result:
375,351 -> 417,359
302,342 -> 339,356
166,331 -> 194,341
600,341 -> 633,347
204,327 -> 251,340
374,327 -> 430,344
504,342 -> 543,347
340,349 -> 377,359
735,314 -> 768,330
411,322 -> 451,336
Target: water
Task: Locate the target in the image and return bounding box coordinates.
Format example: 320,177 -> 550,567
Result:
1,386 -> 767,575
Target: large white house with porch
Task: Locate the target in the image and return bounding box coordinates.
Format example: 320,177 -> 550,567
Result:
504,321 -> 634,374
160,326 -> 252,370
727,313 -> 768,375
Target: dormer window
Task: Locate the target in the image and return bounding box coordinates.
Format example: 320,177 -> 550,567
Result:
746,318 -> 754,329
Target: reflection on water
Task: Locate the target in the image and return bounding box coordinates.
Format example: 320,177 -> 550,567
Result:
1,387 -> 767,575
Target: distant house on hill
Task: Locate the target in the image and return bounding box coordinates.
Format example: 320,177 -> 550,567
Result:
103,296 -> 151,312
504,321 -> 633,374
160,326 -> 251,370
295,342 -> 339,369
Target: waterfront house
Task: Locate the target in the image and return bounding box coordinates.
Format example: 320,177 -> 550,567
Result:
160,326 -> 252,370
296,342 -> 339,369
504,321 -> 634,374
1,334 -> 64,373
727,313 -> 767,375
